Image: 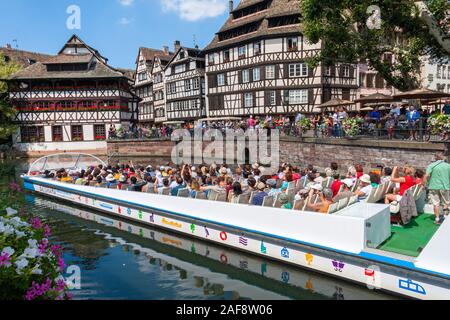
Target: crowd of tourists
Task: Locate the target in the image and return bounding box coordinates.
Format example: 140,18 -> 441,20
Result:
106,102 -> 449,141
38,152 -> 450,225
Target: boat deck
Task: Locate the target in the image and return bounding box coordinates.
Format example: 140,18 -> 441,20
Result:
378,214 -> 439,257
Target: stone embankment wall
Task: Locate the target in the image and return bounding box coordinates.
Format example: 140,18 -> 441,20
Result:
107,137 -> 448,171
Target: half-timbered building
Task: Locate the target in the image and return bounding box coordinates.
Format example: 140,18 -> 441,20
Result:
7,35 -> 138,153
204,0 -> 359,118
134,47 -> 169,124
151,47 -> 173,123
164,41 -> 206,121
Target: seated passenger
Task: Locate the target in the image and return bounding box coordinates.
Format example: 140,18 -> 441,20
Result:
384,166 -> 416,204
381,167 -> 393,185
330,173 -> 342,197
171,175 -> 185,196
307,187 -> 333,214
105,174 -> 117,188
142,176 -> 156,193
189,180 -> 201,198
333,179 -> 354,203
94,176 -> 103,187
279,193 -> 293,209
266,179 -> 281,197
355,174 -> 372,201
228,181 -> 243,203
155,178 -> 170,194
251,182 -> 268,206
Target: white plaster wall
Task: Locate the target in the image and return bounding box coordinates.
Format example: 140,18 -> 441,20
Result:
14,141 -> 107,152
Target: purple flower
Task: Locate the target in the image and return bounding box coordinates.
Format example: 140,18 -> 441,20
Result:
29,217 -> 42,229
0,253 -> 11,267
43,225 -> 52,237
24,278 -> 53,300
56,279 -> 66,292
9,182 -> 21,192
58,257 -> 66,272
38,239 -> 49,254
50,245 -> 63,258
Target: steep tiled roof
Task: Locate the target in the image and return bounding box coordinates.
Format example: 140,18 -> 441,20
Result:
43,53 -> 93,64
10,60 -> 126,80
204,0 -> 302,52
0,47 -> 53,68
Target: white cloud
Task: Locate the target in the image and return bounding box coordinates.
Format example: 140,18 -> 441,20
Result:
119,0 -> 135,6
161,0 -> 228,22
119,17 -> 134,25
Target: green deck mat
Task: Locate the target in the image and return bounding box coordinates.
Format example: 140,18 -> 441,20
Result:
378,214 -> 440,257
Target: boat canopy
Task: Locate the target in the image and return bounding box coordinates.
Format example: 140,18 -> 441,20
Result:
28,153 -> 106,175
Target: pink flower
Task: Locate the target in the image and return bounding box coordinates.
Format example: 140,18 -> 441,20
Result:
9,182 -> 21,192
0,253 -> 11,267
43,225 -> 52,237
29,217 -> 42,229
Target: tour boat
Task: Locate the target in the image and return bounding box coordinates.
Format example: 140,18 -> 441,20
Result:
21,154 -> 450,300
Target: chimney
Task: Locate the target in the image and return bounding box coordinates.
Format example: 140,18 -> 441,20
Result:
5,43 -> 12,49
174,40 -> 181,51
163,46 -> 169,55
229,0 -> 233,14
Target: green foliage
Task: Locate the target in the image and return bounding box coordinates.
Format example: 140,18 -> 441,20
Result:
300,0 -> 450,91
0,53 -> 21,140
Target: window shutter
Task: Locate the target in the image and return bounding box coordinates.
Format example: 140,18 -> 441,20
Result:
339,66 -> 344,78
261,66 -> 266,81
275,64 -> 280,79
308,65 -> 314,77
276,90 -> 281,105
331,65 -> 336,77
283,90 -> 290,104
241,93 -> 245,107
238,71 -> 243,84
284,64 -> 289,78
249,69 -> 254,82
308,89 -> 314,104
224,73 -> 228,86
253,92 -> 257,107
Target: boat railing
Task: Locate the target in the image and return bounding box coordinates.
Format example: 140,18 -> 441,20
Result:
27,153 -> 107,176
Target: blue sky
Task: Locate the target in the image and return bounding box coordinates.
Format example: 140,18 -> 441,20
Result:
0,0 -> 231,69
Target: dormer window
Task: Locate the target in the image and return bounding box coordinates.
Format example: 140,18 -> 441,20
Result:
179,51 -> 185,60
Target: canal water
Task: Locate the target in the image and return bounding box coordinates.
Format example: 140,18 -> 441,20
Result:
2,159 -> 396,300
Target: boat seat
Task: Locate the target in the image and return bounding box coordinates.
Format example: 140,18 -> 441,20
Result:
161,187 -> 172,196
347,195 -> 358,207
216,192 -> 228,202
237,193 -> 250,204
327,202 -> 339,214
287,181 -> 296,190
177,188 -> 189,198
286,188 -> 296,202
351,180 -> 361,193
365,187 -> 379,203
293,199 -> 305,211
248,191 -> 257,205
108,184 -> 118,189
195,191 -> 207,200
262,195 -> 274,207
273,194 -> 283,208
337,197 -> 349,211
208,190 -> 219,201
121,184 -> 129,191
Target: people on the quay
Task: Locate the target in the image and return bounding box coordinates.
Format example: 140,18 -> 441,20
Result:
423,152 -> 450,225
107,102 -> 448,141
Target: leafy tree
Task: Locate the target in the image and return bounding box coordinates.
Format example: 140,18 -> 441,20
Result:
301,0 -> 450,91
0,53 -> 21,142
